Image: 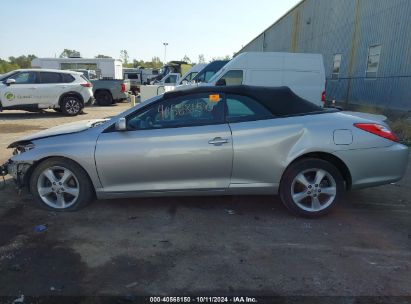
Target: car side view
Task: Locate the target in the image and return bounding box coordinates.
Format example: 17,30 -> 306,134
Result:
1,86 -> 408,217
0,69 -> 94,115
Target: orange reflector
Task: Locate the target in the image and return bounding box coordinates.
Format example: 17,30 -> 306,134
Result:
209,94 -> 220,102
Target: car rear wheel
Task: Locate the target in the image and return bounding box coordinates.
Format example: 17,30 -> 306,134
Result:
279,158 -> 344,217
61,96 -> 82,116
30,158 -> 94,211
95,91 -> 113,106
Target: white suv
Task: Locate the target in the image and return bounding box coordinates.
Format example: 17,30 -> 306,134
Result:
0,69 -> 94,116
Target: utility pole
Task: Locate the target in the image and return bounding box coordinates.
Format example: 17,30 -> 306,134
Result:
163,42 -> 169,64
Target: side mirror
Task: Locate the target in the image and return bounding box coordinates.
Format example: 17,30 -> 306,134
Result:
115,117 -> 127,131
215,78 -> 226,86
6,79 -> 16,86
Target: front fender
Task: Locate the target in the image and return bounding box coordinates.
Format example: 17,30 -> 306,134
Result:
8,132 -> 102,190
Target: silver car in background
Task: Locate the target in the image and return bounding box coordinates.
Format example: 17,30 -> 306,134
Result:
1,86 -> 408,217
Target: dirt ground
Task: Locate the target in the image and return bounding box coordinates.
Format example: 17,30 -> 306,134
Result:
0,104 -> 410,300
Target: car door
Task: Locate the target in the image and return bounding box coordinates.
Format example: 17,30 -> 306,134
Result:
0,71 -> 38,107
37,72 -> 64,106
95,92 -> 233,194
225,94 -> 283,189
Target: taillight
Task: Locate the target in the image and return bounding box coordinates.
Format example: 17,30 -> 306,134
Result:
321,90 -> 326,103
354,123 -> 399,142
81,83 -> 92,88
121,83 -> 126,93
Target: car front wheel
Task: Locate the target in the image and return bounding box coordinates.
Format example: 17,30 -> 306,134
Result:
279,158 -> 344,217
30,158 -> 94,211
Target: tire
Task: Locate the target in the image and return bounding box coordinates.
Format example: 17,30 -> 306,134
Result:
279,158 -> 344,218
95,90 -> 113,106
29,157 -> 94,211
61,95 -> 82,116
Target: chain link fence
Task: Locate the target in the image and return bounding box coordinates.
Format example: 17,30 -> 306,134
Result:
326,76 -> 411,112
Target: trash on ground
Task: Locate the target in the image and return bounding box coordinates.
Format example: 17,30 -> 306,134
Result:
225,209 -> 236,215
33,224 -> 47,232
13,295 -> 24,304
302,222 -> 312,229
10,264 -> 22,272
126,282 -> 138,288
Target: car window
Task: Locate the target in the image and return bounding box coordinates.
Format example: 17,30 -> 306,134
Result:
80,75 -> 90,82
61,73 -> 75,83
126,73 -> 139,80
40,72 -> 62,83
187,72 -> 198,81
226,94 -> 274,123
164,74 -> 177,84
182,72 -> 198,82
195,71 -> 215,83
219,70 -> 243,85
127,93 -> 225,130
13,72 -> 37,84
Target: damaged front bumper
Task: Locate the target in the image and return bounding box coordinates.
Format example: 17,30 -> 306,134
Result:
0,160 -> 33,187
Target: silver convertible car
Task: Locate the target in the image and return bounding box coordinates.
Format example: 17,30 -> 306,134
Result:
1,86 -> 409,217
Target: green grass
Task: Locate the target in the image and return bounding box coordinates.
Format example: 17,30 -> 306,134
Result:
390,119 -> 411,146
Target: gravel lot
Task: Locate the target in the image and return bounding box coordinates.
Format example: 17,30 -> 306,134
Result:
0,104 -> 410,299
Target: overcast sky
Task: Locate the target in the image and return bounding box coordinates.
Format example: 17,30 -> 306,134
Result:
1,0 -> 301,62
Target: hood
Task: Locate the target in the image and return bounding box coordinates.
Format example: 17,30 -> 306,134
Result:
8,119 -> 109,148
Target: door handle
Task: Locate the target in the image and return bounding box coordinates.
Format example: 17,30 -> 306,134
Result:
29,87 -> 36,90
208,137 -> 229,146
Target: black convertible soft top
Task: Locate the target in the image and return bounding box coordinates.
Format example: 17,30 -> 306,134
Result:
164,85 -> 323,116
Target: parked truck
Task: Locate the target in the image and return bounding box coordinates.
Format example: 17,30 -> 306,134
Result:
123,68 -> 159,95
73,69 -> 130,106
148,61 -> 192,84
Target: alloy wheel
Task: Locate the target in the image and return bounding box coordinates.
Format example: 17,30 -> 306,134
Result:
37,166 -> 80,209
290,168 -> 337,212
65,98 -> 80,114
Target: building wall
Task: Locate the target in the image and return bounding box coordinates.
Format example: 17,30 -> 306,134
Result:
239,0 -> 411,110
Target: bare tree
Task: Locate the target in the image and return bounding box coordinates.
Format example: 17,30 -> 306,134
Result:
120,50 -> 129,65
198,54 -> 206,63
182,55 -> 191,63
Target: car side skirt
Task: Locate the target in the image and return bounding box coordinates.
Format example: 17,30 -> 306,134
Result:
95,183 -> 279,199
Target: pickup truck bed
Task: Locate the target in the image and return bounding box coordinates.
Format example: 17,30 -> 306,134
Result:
92,79 -> 130,106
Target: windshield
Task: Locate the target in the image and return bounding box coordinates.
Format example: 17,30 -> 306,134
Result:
0,70 -> 18,81
207,67 -> 226,83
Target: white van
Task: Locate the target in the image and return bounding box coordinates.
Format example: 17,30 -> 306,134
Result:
206,52 -> 325,106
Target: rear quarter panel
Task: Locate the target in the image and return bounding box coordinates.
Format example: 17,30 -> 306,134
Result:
228,112 -> 395,191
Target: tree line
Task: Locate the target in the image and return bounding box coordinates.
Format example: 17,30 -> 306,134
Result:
0,55 -> 37,74
1,49 -> 232,74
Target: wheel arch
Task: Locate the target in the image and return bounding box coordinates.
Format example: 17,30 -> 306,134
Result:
25,156 -> 96,197
284,152 -> 352,190
94,89 -> 112,98
58,91 -> 84,107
